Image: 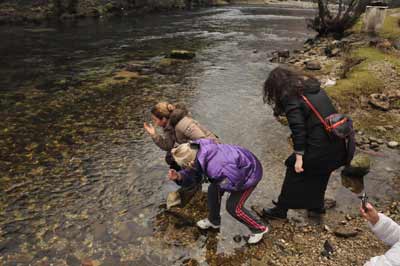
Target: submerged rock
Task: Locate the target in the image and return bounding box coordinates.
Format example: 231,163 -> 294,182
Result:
169,50 -> 196,60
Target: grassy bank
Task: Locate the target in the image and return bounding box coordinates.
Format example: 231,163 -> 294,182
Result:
325,8 -> 400,141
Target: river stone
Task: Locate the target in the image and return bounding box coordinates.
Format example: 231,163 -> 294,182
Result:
93,222 -> 109,241
304,60 -> 321,70
115,222 -> 140,242
278,49 -> 290,58
388,141 -> 399,148
369,136 -> 378,142
370,142 -> 380,149
66,255 -> 80,266
321,240 -> 334,257
376,126 -> 386,132
333,227 -> 358,238
384,125 -> 394,130
341,174 -> 364,193
166,191 -> 181,209
324,198 -> 337,209
233,235 -> 242,243
369,93 -> 390,111
169,50 -> 195,60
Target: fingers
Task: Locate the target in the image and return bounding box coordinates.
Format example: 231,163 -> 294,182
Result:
294,166 -> 304,173
167,169 -> 177,180
359,206 -> 367,217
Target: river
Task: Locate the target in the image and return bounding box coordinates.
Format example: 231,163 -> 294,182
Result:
1,5 -> 399,266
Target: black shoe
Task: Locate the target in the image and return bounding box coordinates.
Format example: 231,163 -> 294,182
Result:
262,207 -> 287,220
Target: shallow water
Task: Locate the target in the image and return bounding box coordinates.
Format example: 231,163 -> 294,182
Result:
0,5 -> 399,266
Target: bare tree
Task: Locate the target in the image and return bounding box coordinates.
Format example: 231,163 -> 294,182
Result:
308,0 -> 371,37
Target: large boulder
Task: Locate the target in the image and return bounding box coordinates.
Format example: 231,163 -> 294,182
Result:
169,50 -> 196,60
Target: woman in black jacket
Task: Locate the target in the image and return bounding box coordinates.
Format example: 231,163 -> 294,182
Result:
262,66 -> 347,219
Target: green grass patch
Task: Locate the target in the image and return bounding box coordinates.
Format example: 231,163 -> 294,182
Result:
326,47 -> 400,139
326,48 -> 386,108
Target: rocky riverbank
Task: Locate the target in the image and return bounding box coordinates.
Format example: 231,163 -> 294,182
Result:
151,8 -> 400,266
0,0 -> 228,25
271,7 -> 400,151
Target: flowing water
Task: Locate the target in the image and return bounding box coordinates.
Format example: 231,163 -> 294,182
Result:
1,5 -> 399,266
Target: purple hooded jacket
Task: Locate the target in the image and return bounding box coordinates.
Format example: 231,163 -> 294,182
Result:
179,139 -> 263,191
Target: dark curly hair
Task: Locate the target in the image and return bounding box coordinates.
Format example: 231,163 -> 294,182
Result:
263,66 -> 320,116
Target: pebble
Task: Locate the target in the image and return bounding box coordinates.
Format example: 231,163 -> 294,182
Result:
385,167 -> 394,172
369,136 -> 378,142
376,126 -> 386,132
387,141 -> 399,148
370,143 -> 379,149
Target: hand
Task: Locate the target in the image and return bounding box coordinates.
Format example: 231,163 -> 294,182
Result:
360,203 -> 379,225
143,122 -> 155,136
168,169 -> 182,181
294,154 -> 304,173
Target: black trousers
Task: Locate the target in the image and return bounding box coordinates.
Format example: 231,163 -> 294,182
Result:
277,166 -> 331,210
207,183 -> 266,233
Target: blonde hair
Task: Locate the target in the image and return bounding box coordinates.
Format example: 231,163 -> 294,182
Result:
151,102 -> 176,119
171,143 -> 198,168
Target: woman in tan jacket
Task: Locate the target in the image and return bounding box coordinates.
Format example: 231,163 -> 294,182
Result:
144,102 -> 218,187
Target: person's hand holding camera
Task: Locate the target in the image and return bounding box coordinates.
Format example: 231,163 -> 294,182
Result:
360,203 -> 380,225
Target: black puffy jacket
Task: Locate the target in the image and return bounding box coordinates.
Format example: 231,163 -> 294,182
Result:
283,84 -> 346,171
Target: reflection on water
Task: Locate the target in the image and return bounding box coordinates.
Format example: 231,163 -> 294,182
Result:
1,5 -> 399,266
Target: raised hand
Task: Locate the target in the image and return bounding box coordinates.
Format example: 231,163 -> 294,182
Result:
168,169 -> 182,181
143,122 -> 156,136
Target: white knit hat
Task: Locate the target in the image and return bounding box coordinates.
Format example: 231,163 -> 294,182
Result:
171,143 -> 198,168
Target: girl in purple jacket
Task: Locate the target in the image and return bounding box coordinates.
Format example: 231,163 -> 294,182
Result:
167,139 -> 269,244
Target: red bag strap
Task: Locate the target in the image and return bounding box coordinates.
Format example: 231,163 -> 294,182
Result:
301,95 -> 331,131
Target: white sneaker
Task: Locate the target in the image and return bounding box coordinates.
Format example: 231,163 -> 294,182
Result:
196,218 -> 220,229
247,226 -> 269,244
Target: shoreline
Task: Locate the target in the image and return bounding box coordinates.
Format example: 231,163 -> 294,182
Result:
0,1 -> 317,26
